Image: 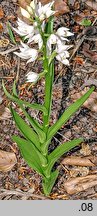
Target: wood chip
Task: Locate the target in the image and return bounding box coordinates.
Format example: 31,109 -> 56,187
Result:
69,167 -> 89,177
62,156 -> 95,167
64,175 -> 97,195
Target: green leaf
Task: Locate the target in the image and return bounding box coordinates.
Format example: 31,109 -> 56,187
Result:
13,80 -> 18,98
11,107 -> 41,150
42,170 -> 59,196
3,80 -> 46,142
80,19 -> 92,27
45,138 -> 83,176
48,51 -> 56,65
7,22 -> 16,44
2,80 -> 47,115
12,136 -> 44,176
46,16 -> 54,34
48,86 -> 95,140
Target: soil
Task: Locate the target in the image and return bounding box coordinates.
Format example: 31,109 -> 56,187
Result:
0,0 -> 97,200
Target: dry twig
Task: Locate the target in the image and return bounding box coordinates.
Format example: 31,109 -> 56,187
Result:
0,189 -> 49,200
0,46 -> 19,55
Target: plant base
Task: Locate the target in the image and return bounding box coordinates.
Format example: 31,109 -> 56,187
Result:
42,170 -> 59,196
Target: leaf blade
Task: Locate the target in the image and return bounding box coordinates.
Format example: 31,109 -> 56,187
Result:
7,22 -> 16,45
12,136 -> 44,176
2,80 -> 47,114
46,138 -> 83,176
2,80 -> 46,143
42,170 -> 59,196
11,107 -> 40,150
48,86 -> 95,140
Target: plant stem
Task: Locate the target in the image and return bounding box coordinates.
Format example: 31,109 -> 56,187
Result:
41,17 -> 54,158
43,18 -> 54,134
43,61 -> 54,134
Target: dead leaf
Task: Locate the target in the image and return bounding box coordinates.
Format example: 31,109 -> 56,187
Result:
0,107 -> 11,120
64,175 -> 97,195
80,143 -> 91,156
0,23 -> 3,32
82,43 -> 97,63
74,56 -> 84,65
62,156 -> 95,167
81,78 -> 97,89
0,150 -> 17,172
85,0 -> 97,11
0,7 -> 4,19
0,39 -> 9,48
71,88 -> 97,112
54,0 -> 69,15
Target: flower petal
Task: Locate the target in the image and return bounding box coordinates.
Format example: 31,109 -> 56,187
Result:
20,7 -> 30,18
26,71 -> 39,82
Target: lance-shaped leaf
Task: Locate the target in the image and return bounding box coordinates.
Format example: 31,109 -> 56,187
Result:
12,80 -> 43,130
42,170 -> 59,196
45,138 -> 83,176
2,80 -> 47,115
7,22 -> 16,45
21,107 -> 45,143
3,81 -> 46,142
11,107 -> 41,150
48,86 -> 95,140
12,136 -> 44,176
12,80 -> 19,98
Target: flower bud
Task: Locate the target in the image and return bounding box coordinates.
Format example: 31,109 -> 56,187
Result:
20,7 -> 30,19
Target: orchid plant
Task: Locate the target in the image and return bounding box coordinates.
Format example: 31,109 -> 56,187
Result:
3,0 -> 95,196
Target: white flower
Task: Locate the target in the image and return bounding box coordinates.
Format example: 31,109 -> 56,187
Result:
47,34 -> 57,45
47,33 -> 69,55
13,18 -> 35,40
38,1 -> 55,20
30,0 -> 37,10
56,27 -> 74,40
47,27 -> 73,54
28,33 -> 43,49
13,18 -> 45,47
26,71 -> 39,82
20,7 -> 30,18
56,40 -> 72,54
20,1 -> 55,21
56,52 -> 70,66
14,42 -> 38,64
27,5 -> 33,14
30,0 -> 55,21
47,34 -> 57,55
47,26 -> 73,66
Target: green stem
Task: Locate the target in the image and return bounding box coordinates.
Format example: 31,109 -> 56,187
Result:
43,17 -> 54,135
41,17 -> 54,157
43,61 -> 54,134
